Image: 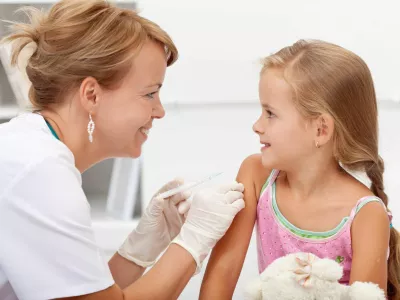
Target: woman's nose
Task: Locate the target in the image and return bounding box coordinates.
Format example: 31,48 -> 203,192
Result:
153,100 -> 166,119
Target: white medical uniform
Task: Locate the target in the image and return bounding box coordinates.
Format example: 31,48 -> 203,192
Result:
0,113 -> 114,300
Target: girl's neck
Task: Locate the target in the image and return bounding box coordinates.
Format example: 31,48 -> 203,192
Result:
282,159 -> 345,201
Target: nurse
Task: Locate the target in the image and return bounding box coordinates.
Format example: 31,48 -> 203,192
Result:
0,1 -> 245,299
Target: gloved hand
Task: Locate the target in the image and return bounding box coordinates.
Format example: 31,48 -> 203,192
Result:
118,179 -> 191,267
172,181 -> 245,274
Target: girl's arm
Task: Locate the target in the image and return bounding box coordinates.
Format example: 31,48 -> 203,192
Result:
199,154 -> 268,299
350,201 -> 390,294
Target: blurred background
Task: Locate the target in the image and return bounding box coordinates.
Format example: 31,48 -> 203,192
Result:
1,0 -> 400,298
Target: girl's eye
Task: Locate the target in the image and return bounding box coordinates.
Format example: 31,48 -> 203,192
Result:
265,109 -> 275,118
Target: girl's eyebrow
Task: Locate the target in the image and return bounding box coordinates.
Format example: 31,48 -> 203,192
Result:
262,102 -> 277,111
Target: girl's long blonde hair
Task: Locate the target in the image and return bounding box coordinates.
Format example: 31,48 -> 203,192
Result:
1,0 -> 178,109
262,39 -> 400,299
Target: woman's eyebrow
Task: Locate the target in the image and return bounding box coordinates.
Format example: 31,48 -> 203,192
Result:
145,83 -> 163,89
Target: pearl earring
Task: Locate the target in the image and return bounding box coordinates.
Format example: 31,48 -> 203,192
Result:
315,141 -> 320,148
88,114 -> 95,143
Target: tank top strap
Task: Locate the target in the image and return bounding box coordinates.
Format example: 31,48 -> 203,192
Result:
348,195 -> 393,260
259,169 -> 280,198
349,195 -> 391,222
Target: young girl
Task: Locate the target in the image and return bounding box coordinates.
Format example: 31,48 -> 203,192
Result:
199,40 -> 400,299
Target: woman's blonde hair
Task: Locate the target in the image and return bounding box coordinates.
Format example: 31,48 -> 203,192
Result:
262,39 -> 400,299
1,0 -> 178,109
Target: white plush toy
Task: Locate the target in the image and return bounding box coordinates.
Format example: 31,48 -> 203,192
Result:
244,252 -> 386,300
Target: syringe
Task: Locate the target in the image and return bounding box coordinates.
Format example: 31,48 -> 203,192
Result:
158,172 -> 223,199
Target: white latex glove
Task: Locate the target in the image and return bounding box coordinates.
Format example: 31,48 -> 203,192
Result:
172,181 -> 245,274
118,179 -> 191,267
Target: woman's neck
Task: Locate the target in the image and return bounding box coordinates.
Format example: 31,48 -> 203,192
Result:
39,107 -> 105,173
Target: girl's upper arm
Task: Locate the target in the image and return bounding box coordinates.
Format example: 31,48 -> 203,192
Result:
350,201 -> 390,294
199,154 -> 268,300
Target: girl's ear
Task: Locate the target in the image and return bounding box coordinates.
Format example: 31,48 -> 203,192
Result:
314,113 -> 334,148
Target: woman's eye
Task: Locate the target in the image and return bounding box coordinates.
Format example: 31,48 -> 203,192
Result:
146,92 -> 157,99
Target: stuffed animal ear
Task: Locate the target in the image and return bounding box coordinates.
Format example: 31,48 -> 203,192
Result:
243,277 -> 263,300
291,253 -> 342,286
347,282 -> 386,300
260,253 -> 301,280
311,258 -> 343,282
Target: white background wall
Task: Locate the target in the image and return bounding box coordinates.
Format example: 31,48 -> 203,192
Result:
138,0 -> 400,104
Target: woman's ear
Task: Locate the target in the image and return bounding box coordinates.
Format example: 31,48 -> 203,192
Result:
314,113 -> 334,148
79,77 -> 101,114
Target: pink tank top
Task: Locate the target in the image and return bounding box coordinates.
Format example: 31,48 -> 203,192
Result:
256,170 -> 391,284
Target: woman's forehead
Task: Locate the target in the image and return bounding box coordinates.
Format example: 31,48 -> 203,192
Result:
126,41 -> 167,86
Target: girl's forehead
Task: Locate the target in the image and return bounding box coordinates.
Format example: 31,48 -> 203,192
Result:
259,71 -> 295,109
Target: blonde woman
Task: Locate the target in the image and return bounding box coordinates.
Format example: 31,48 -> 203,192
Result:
0,1 -> 245,299
200,40 -> 400,299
